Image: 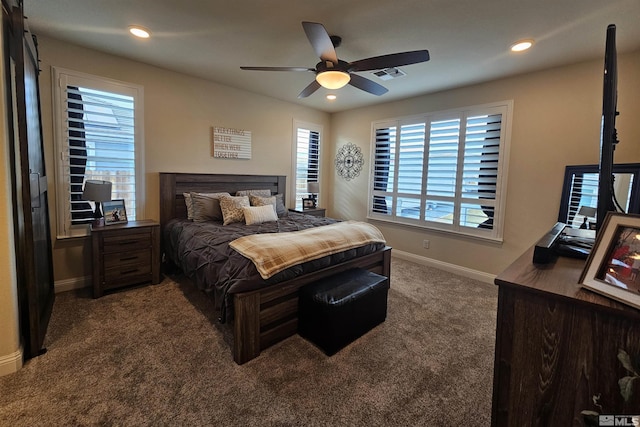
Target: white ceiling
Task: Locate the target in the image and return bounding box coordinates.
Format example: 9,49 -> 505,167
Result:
23,0 -> 640,113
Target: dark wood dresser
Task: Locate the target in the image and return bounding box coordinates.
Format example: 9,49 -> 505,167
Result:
492,246 -> 640,426
91,220 -> 161,298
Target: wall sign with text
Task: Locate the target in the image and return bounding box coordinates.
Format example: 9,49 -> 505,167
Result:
211,126 -> 251,159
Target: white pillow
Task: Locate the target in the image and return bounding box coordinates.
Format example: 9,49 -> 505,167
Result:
243,205 -> 278,225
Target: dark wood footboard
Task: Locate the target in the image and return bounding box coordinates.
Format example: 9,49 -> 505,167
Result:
233,246 -> 391,364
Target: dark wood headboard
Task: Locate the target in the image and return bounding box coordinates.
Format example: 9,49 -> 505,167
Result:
159,173 -> 286,231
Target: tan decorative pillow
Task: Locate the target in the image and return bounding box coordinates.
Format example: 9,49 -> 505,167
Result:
236,189 -> 271,197
191,192 -> 230,222
219,195 -> 250,225
243,205 -> 278,225
249,195 -> 277,213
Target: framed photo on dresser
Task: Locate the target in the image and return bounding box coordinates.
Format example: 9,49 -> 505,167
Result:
579,212 -> 640,310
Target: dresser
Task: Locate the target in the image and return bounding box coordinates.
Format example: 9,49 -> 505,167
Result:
91,220 -> 161,298
492,246 -> 640,426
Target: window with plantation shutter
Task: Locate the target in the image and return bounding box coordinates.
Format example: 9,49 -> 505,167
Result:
369,102 -> 512,241
293,121 -> 321,210
52,68 -> 145,238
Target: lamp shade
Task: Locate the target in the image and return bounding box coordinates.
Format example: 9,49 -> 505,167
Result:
315,70 -> 350,89
577,205 -> 597,218
82,180 -> 112,202
307,182 -> 320,194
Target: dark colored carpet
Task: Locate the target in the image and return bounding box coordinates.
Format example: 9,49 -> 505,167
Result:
0,258 -> 498,426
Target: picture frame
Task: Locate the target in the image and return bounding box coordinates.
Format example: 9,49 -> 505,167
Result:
302,198 -> 315,209
579,212 -> 640,309
102,199 -> 128,225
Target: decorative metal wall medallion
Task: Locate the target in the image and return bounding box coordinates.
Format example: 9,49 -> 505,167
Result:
335,142 -> 364,181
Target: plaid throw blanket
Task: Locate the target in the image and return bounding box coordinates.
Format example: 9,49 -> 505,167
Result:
229,221 -> 386,279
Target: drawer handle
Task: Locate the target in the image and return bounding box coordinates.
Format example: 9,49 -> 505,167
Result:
120,256 -> 139,262
121,269 -> 139,275
119,240 -> 139,246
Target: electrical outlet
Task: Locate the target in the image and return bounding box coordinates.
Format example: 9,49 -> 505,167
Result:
423,239 -> 430,249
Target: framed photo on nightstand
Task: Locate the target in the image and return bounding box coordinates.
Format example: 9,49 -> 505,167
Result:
103,199 -> 128,225
302,198 -> 315,209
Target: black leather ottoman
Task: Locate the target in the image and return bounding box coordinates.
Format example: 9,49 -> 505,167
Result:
298,268 -> 389,355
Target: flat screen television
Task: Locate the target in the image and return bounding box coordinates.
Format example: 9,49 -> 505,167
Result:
596,24 -> 619,231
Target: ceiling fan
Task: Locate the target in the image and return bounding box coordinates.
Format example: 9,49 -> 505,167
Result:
240,21 -> 430,98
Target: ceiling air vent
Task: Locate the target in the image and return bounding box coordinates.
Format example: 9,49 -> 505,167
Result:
372,67 -> 407,81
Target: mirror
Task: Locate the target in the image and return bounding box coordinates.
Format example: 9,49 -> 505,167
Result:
558,163 -> 640,229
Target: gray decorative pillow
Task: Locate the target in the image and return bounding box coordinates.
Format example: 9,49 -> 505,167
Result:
183,192 -> 194,220
274,193 -> 288,218
190,192 -> 230,222
219,195 -> 250,225
249,195 -> 277,214
236,189 -> 271,197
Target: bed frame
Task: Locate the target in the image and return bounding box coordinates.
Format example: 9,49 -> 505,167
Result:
159,172 -> 392,364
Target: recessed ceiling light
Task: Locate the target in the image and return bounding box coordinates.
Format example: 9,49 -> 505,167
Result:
510,39 -> 534,52
326,94 -> 337,100
129,26 -> 151,39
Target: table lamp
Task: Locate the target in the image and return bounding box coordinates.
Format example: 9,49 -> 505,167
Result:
307,182 -> 319,208
577,205 -> 597,229
82,180 -> 112,226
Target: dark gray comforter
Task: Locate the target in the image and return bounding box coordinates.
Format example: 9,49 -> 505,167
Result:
163,212 -> 385,321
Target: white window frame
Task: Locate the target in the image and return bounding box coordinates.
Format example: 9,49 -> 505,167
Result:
368,100 -> 512,242
51,67 -> 145,238
291,120 -> 322,210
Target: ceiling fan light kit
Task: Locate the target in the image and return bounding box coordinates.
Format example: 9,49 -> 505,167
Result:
240,21 -> 430,98
316,70 -> 350,89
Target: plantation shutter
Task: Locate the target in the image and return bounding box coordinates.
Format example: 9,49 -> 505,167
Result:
425,118 -> 461,224
460,113 -> 502,229
372,126 -> 396,214
295,128 -> 320,210
63,86 -> 136,227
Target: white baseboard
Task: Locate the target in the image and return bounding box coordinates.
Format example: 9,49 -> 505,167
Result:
0,347 -> 23,377
391,250 -> 496,284
54,275 -> 90,293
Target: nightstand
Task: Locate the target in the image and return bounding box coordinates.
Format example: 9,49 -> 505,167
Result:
289,207 -> 326,217
91,220 -> 161,298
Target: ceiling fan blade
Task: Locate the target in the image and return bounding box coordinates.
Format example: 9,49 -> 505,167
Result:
302,21 -> 338,63
348,74 -> 388,96
298,80 -> 321,98
240,66 -> 315,72
349,50 -> 430,72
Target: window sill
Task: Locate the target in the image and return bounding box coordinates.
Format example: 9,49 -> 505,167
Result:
367,215 -> 504,245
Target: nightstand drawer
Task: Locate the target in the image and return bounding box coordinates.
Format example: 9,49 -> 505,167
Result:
103,232 -> 151,254
104,262 -> 152,288
104,248 -> 151,270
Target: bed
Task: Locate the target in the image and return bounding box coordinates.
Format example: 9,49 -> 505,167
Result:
159,172 -> 392,364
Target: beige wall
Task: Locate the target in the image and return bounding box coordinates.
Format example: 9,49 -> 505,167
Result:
329,50 -> 640,275
36,36 -> 331,283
